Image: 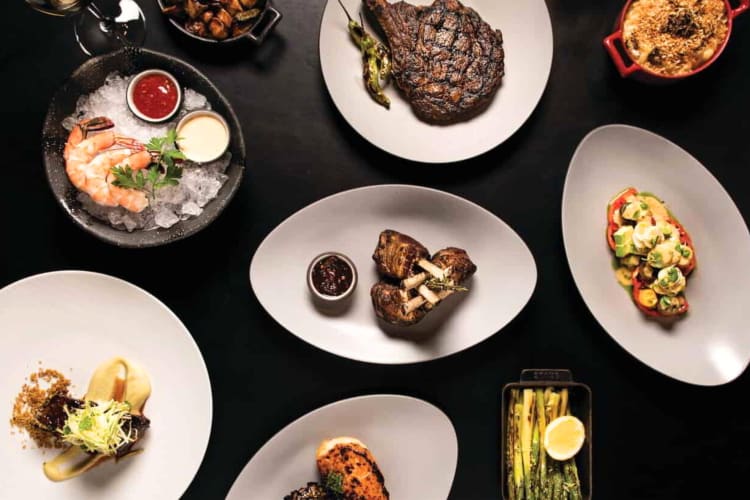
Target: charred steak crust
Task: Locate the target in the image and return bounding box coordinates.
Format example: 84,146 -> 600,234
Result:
364,0 -> 504,123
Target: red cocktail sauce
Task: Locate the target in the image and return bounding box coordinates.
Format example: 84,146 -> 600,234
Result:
132,74 -> 178,120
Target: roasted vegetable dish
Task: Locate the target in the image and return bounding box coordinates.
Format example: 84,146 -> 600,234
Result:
607,188 -> 696,317
506,388 -> 584,500
161,0 -> 264,41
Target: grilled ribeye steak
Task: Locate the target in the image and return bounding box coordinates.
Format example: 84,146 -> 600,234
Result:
364,0 -> 504,123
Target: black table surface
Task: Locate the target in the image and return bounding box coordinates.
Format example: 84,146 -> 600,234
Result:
2,1 -> 750,498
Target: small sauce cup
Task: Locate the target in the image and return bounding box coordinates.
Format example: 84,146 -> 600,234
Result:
175,110 -> 230,163
307,252 -> 358,304
126,69 -> 182,122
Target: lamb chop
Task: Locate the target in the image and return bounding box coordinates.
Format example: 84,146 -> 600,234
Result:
372,229 -> 429,280
371,233 -> 476,325
431,247 -> 477,284
371,281 -> 429,326
363,0 -> 505,124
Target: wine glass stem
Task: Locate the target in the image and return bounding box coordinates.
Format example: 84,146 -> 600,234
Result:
85,1 -> 131,46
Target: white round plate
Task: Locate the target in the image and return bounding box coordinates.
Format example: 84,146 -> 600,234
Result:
562,125 -> 750,386
0,271 -> 212,499
319,0 -> 553,163
250,184 -> 536,364
225,394 -> 457,499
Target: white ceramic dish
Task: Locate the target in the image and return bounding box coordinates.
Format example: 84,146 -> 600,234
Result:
225,394 -> 457,499
0,271 -> 212,499
562,125 -> 750,386
250,184 -> 536,364
318,0 -> 553,163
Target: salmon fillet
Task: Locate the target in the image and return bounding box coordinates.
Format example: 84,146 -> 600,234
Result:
316,437 -> 389,500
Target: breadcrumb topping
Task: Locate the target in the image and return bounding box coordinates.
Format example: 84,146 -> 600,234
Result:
623,0 -> 728,75
10,369 -> 72,449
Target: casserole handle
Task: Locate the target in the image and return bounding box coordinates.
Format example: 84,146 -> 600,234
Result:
520,369 -> 573,383
603,31 -> 639,77
247,3 -> 283,45
730,0 -> 750,18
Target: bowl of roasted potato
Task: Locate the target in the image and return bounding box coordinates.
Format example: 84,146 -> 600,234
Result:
157,0 -> 282,44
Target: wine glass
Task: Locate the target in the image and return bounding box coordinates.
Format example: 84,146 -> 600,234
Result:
26,0 -> 146,56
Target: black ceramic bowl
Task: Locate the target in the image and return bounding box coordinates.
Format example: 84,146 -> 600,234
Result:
156,0 -> 282,45
42,47 -> 246,248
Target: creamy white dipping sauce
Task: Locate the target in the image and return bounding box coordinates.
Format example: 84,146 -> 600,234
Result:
177,113 -> 229,163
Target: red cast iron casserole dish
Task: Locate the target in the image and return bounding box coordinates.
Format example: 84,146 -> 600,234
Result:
603,0 -> 749,83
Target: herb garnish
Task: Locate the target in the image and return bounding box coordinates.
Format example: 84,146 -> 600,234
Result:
424,277 -> 469,293
111,129 -> 185,198
325,472 -> 344,496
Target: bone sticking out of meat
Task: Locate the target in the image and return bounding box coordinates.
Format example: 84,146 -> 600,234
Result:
372,230 -> 430,280
403,289 -> 453,315
417,259 -> 446,280
418,284 -> 440,305
363,0 -> 505,124
371,281 -> 427,326
402,271 -> 428,290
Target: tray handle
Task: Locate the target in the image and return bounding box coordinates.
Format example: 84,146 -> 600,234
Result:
603,31 -> 639,78
520,369 -> 573,383
730,0 -> 750,19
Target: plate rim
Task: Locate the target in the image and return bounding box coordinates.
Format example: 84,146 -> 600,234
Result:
0,270 -> 214,496
317,0 -> 554,164
42,47 -> 246,248
561,123 -> 750,386
225,393 -> 458,499
249,183 -> 538,365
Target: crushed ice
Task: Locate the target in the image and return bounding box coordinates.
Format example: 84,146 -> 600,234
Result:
64,73 -> 231,232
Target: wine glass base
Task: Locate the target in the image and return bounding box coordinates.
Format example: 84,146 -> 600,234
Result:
75,0 -> 146,56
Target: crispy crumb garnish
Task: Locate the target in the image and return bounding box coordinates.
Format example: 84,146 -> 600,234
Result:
10,368 -> 72,449
623,0 -> 728,75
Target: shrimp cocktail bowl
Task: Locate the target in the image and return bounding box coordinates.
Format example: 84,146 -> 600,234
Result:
42,48 -> 246,248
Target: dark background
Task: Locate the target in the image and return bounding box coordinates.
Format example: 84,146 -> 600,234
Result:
2,0 -> 749,498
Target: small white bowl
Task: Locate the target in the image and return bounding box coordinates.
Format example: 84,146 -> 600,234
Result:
307,252 -> 358,302
175,110 -> 231,164
126,69 -> 182,123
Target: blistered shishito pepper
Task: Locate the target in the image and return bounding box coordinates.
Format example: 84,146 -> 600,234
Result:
338,0 -> 391,108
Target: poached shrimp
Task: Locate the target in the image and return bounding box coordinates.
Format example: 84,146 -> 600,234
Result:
64,117 -> 152,213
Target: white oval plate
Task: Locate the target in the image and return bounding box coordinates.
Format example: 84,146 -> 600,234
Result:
250,185 -> 537,364
0,271 -> 212,499
319,0 -> 553,163
562,125 -> 750,386
226,394 -> 457,499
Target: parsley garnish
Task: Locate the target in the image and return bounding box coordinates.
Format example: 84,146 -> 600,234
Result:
111,129 -> 185,198
325,472 -> 344,495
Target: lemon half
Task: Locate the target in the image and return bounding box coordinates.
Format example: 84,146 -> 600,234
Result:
544,415 -> 585,461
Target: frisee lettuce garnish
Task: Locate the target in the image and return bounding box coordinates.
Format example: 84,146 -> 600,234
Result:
58,400 -> 135,456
